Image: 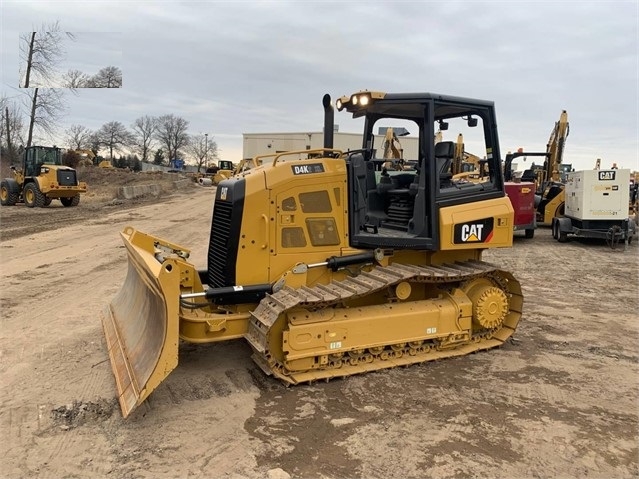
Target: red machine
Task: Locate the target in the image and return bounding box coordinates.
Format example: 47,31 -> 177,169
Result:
505,181 -> 536,238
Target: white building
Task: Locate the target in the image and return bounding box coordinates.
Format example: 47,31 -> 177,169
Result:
242,127 -> 420,161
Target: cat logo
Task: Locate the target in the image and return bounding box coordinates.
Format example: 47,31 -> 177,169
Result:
598,170 -> 616,181
220,186 -> 228,200
461,224 -> 484,242
453,217 -> 494,244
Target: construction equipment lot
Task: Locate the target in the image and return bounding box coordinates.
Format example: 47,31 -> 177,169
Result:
0,180 -> 637,479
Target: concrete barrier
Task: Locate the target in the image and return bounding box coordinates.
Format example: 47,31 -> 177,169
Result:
116,179 -> 196,200
173,179 -> 193,189
117,184 -> 162,199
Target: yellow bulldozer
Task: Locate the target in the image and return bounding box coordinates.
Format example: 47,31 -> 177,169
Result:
206,159 -> 262,184
204,160 -> 235,184
1,145 -> 87,208
102,90 -> 523,417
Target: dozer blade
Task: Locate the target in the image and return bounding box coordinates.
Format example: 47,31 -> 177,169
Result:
101,227 -> 183,418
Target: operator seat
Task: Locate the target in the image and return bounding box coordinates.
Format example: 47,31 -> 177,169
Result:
435,141 -> 455,187
521,169 -> 536,183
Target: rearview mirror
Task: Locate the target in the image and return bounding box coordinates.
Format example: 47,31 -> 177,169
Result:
438,120 -> 449,131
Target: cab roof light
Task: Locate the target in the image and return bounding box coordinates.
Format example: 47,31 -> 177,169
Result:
336,91 -> 386,112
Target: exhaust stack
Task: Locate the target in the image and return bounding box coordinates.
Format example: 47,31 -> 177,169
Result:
323,94 -> 334,150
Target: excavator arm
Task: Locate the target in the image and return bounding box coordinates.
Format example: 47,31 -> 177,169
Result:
544,110 -> 569,183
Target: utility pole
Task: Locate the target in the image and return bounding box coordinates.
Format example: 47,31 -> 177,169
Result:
204,133 -> 208,169
5,106 -> 13,160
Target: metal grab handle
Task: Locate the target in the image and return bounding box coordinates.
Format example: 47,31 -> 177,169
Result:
269,148 -> 343,167
261,214 -> 268,249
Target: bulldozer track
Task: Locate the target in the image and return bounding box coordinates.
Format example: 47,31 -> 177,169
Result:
246,260 -> 522,384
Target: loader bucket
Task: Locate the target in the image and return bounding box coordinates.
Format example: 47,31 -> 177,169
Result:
102,227 -> 183,418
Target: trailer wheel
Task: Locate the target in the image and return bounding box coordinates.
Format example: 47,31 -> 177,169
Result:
61,195 -> 80,207
558,230 -> 569,243
524,228 -> 535,239
24,182 -> 46,208
1,179 -> 19,206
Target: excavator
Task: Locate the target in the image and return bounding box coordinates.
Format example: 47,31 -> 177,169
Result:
631,171 -> 639,222
451,134 -> 488,183
502,111 -> 569,227
380,127 -> 405,170
73,149 -> 113,169
74,149 -> 96,166
534,110 -> 570,225
102,90 -> 523,417
452,134 -> 465,177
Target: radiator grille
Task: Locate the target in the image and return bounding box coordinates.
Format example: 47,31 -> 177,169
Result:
208,201 -> 233,287
57,169 -> 77,186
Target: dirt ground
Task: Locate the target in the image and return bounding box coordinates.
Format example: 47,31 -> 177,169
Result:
0,170 -> 637,479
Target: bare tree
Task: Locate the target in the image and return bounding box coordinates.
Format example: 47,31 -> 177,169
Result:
63,69 -> 91,89
187,134 -> 219,172
64,124 -> 93,150
63,66 -> 123,89
24,88 -> 66,148
88,131 -> 101,157
20,21 -> 74,88
19,21 -> 73,147
131,115 -> 157,162
96,121 -> 133,159
0,97 -> 8,155
88,66 -> 122,88
1,95 -> 25,163
155,114 -> 189,165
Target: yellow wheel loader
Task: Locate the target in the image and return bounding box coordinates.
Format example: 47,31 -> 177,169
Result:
103,91 -> 523,417
1,145 -> 87,208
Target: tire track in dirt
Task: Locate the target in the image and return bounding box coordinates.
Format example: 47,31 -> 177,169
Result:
1,188 -> 637,478
0,188 -> 218,477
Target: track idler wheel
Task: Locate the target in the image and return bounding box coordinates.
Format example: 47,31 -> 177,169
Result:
462,278 -> 509,329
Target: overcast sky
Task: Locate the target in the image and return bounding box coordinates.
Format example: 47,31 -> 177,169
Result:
1,1 -> 637,170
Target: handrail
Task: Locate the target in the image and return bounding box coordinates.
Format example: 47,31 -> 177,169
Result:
252,148 -> 343,167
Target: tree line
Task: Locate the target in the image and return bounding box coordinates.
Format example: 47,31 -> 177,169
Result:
63,66 -> 122,89
62,116 -> 219,172
1,107 -> 219,172
1,21 -> 218,172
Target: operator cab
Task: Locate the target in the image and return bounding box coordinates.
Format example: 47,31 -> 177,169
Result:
337,91 -> 505,250
24,146 -> 63,177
